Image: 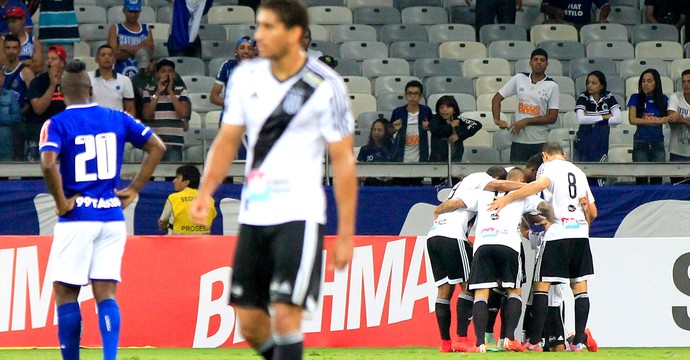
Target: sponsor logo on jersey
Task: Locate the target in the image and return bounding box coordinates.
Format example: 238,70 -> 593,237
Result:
480,227 -> 498,237
560,217 -> 580,229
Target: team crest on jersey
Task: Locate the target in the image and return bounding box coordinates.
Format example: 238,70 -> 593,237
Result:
568,205 -> 576,212
490,213 -> 499,220
283,88 -> 304,115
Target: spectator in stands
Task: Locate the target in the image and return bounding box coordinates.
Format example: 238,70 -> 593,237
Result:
167,0 -> 214,58
357,117 -> 394,186
541,0 -> 611,28
88,45 -> 135,114
666,69 -> 690,184
0,6 -> 42,74
627,68 -> 668,185
130,48 -> 154,120
429,95 -> 482,163
465,0 -> 522,38
0,0 -> 32,36
390,80 -> 432,185
108,0 -> 155,78
301,27 -> 322,58
3,34 -> 33,161
209,36 -> 255,110
574,70 -> 621,186
0,70 -> 20,161
159,164 -> 217,234
645,0 -> 685,27
142,58 -> 191,162
36,0 -> 79,59
25,45 -> 67,162
492,48 -> 559,163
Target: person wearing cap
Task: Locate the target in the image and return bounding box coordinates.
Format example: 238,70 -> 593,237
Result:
108,0 -> 154,78
88,45 -> 135,115
24,45 -> 66,161
131,48 -> 187,121
142,58 -> 191,162
209,36 -> 255,109
0,6 -> 42,74
0,0 -> 33,36
167,0 -> 214,57
36,0 -> 79,58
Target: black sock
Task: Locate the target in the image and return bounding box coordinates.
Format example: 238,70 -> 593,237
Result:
435,299 -> 452,340
499,295 -> 507,339
472,299 -> 488,347
486,290 -> 503,335
527,292 -> 549,345
503,295 -> 523,341
273,332 -> 303,360
456,294 -> 474,337
573,292 -> 590,345
257,339 -> 275,360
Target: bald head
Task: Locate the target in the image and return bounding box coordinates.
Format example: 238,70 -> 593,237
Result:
61,60 -> 92,105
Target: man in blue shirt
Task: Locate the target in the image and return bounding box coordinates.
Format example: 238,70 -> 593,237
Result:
541,0 -> 611,28
39,59 -> 166,360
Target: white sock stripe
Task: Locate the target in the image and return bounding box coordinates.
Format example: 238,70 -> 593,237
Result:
458,294 -> 474,302
574,292 -> 589,300
273,332 -> 303,345
474,298 -> 487,304
257,339 -> 275,352
507,294 -> 522,301
436,298 -> 451,305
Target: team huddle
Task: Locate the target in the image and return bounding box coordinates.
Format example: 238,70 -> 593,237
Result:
427,142 -> 598,353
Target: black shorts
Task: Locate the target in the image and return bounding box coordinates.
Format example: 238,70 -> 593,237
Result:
427,236 -> 472,286
468,245 -> 523,290
534,238 -> 594,284
229,221 -> 324,311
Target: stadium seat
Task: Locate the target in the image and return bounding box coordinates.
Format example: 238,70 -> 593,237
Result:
607,146 -> 633,163
156,5 -> 173,24
75,5 -> 107,24
201,40 -> 232,60
558,111 -> 579,130
609,0 -> 638,6
203,111 -> 220,128
187,111 -> 203,129
574,74 -> 625,95
625,76 -> 674,98
379,24 -> 428,44
188,93 -> 221,113
211,0 -> 240,5
604,6 -> 642,27
208,58 -> 226,78
153,39 -> 169,58
671,59 -> 690,80
514,58 -> 564,76
78,24 -> 109,42
439,41 -> 487,60
181,76 -> 216,94
462,58 -> 510,79
448,6 -> 475,26
225,24 -> 258,44
309,24 -> 329,41
487,40 -> 535,62
168,56 -> 206,76
579,23 -> 628,46
570,57 -> 618,78
619,58 -> 669,79
308,6 -> 353,25
389,41 -> 438,61
635,41 -> 684,62
148,23 -> 171,41
329,24 -> 377,43
425,76 -> 474,96
340,41 -> 388,61
427,93 -> 476,112
462,146 -> 500,163
356,111 -> 388,130
342,76 -> 372,94
335,58 -> 362,76
362,58 -> 409,77
514,6 -> 544,31
530,24 -> 578,45
559,93 -> 577,113
197,24 -> 227,42
609,126 -> 634,148
74,56 -> 97,72
346,0 -> 393,8
354,127 -> 370,147
537,41 -> 585,71
427,24 -> 475,44
443,0 -> 469,6
349,93 -> 377,118
108,6 -> 156,24
586,41 -> 635,61
306,0 -> 345,6
376,93 -> 404,111
463,129 -> 493,147
630,24 -> 679,45
479,24 -> 527,45
413,58 -> 462,78
477,93 -> 516,112
309,40 -> 339,56
549,76 -> 575,97
88,40 -> 108,57
401,6 -> 448,25
395,0 -> 443,9
207,6 -> 255,25
374,75 -> 420,96
463,111 -> 507,132
475,76 -> 510,97
352,6 -> 401,26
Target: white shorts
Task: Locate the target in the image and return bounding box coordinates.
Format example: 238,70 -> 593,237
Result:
50,221 -> 127,286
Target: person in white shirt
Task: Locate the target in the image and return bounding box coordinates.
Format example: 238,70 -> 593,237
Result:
188,1 -> 357,359
666,69 -> 690,184
88,45 -> 135,115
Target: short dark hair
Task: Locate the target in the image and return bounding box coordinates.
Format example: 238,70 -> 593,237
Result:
525,153 -> 543,170
434,95 -> 460,117
682,69 -> 690,78
531,48 -> 548,61
97,44 -> 113,55
486,166 -> 507,180
3,33 -> 19,45
176,165 -> 201,189
542,142 -> 564,156
404,80 -> 423,95
259,0 -> 309,34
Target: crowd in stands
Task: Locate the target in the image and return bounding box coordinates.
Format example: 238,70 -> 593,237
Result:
0,0 -> 688,185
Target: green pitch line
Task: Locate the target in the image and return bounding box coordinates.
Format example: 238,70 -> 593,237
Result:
1,347 -> 690,359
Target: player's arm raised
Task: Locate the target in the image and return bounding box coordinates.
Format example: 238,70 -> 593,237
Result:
40,150 -> 78,216
488,177 -> 550,212
116,134 -> 166,209
434,199 -> 467,218
328,135 -> 358,270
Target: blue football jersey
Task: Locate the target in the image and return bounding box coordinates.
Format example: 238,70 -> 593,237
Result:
39,103 -> 153,222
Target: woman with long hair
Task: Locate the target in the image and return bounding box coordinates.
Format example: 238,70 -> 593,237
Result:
357,117 -> 393,186
627,68 -> 668,185
429,95 -> 482,162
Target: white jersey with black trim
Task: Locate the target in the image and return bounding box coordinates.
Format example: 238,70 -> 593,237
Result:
461,190 -> 543,253
427,172 -> 493,240
222,57 -> 354,225
537,159 -> 594,241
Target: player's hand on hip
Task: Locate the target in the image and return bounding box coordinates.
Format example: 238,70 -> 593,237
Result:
189,196 -> 211,226
115,187 -> 138,209
329,234 -> 353,271
56,193 -> 79,216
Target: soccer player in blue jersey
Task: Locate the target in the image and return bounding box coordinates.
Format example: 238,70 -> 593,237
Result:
39,59 -> 166,360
